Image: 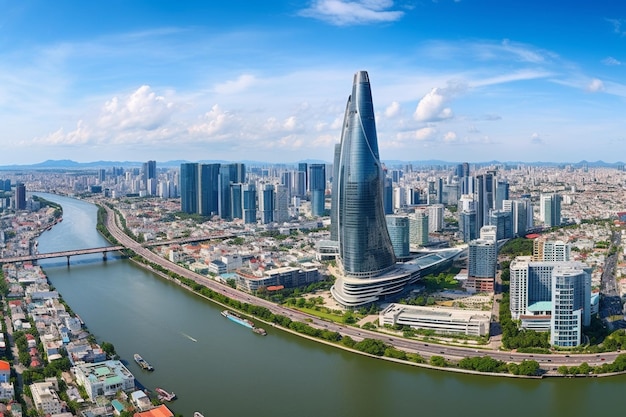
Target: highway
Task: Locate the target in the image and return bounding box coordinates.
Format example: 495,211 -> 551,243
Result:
101,204 -> 622,368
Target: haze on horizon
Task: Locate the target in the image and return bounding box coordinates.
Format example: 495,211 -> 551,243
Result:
1,0 -> 626,166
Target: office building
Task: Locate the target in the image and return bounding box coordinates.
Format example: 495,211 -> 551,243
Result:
488,209 -> 513,240
15,183 -> 26,210
275,184 -> 290,223
242,183 -> 257,224
466,227 -> 497,293
509,257 -> 591,347
198,163 -> 220,216
180,163 -> 198,214
428,204 -> 444,233
309,164 -> 326,216
409,209 -> 429,246
541,193 -> 562,227
386,215 -> 410,258
142,160 -> 157,195
259,183 -> 275,224
459,209 -> 477,243
330,71 -> 419,307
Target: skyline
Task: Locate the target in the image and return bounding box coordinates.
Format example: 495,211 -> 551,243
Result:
2,1 -> 626,165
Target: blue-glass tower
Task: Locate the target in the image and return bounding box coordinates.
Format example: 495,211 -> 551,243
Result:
180,163 -> 198,214
335,71 -> 396,277
309,163 -> 326,216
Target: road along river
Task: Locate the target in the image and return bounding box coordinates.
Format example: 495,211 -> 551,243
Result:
34,193 -> 626,417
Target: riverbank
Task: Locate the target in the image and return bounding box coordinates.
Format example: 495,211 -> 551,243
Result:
127,250 -> 626,379
45,196 -> 623,380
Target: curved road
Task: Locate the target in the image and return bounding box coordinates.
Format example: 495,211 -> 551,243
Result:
101,204 -> 621,368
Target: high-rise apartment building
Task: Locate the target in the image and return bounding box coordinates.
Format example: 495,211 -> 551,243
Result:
533,239 -> 571,261
330,71 -> 419,307
540,193 -> 561,227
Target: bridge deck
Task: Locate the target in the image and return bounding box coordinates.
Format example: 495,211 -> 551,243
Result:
0,246 -> 125,264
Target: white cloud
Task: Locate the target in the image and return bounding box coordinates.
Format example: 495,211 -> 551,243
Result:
607,18 -> 626,36
33,120 -> 92,146
414,88 -> 454,122
587,78 -> 605,93
414,127 -> 438,141
188,104 -> 235,137
213,74 -> 257,95
384,101 -> 401,118
443,131 -> 457,143
602,56 -> 622,66
98,85 -> 175,131
299,0 -> 404,26
531,132 -> 543,145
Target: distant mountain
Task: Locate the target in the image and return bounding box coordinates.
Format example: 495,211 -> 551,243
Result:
0,158 -> 624,170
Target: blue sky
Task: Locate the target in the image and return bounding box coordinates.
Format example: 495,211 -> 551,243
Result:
2,0 -> 626,165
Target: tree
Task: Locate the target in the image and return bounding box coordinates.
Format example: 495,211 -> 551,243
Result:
101,341 -> 116,357
429,356 -> 447,367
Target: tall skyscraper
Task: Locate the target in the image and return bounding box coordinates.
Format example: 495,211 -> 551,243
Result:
218,163 -> 246,220
330,71 -> 418,307
275,184 -> 290,223
242,183 -> 257,224
198,163 -> 220,216
180,163 -> 198,214
143,160 -> 157,195
309,163 -> 326,216
259,183 -> 275,224
15,183 -> 26,210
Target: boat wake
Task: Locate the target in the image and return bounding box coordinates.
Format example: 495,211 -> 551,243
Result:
181,332 -> 197,342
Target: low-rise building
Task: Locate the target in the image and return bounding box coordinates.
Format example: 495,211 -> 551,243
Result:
379,303 -> 490,337
74,360 -> 135,401
30,379 -> 63,415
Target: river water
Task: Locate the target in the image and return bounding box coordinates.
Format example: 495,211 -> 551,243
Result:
32,193 -> 624,417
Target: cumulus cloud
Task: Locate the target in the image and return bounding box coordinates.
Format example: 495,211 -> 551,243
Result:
603,56 -> 622,66
414,88 -> 454,122
384,101 -> 401,118
443,131 -> 457,143
98,85 -> 175,131
587,78 -> 605,92
188,104 -> 235,137
531,132 -> 543,145
415,127 -> 437,141
33,120 -> 92,146
213,74 -> 256,94
264,115 -> 300,132
299,0 -> 404,26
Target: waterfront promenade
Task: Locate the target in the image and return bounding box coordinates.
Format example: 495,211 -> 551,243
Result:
98,204 -> 622,374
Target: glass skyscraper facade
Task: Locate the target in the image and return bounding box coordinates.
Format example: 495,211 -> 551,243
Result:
334,71 -> 395,277
330,71 -> 419,307
180,163 -> 198,214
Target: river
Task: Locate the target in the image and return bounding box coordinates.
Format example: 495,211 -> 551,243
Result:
33,193 -> 624,417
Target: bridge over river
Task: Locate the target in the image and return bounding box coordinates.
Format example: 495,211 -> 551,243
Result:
0,246 -> 125,265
